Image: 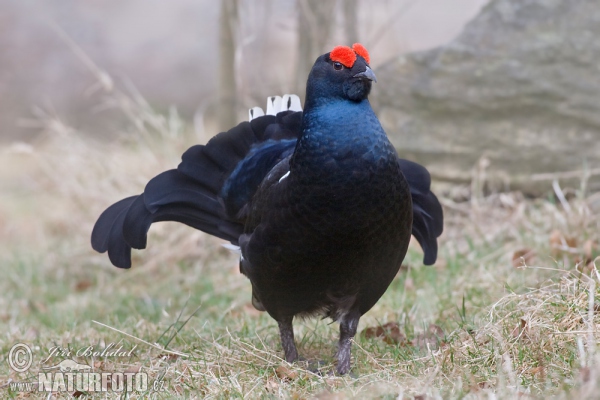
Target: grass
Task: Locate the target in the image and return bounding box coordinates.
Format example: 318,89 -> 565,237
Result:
1,84 -> 600,399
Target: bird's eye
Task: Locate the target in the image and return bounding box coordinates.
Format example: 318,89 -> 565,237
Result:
333,62 -> 344,71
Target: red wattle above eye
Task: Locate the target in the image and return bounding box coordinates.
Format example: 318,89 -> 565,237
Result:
330,46 -> 356,68
352,43 -> 370,65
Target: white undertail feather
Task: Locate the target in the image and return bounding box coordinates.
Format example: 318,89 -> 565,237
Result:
248,94 -> 303,121
248,107 -> 264,121
281,94 -> 302,112
266,96 -> 282,115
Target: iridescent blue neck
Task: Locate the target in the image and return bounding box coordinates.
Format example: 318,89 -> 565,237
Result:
291,98 -> 395,175
303,98 -> 382,136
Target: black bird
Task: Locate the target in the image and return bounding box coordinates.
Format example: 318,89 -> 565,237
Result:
91,43 -> 443,375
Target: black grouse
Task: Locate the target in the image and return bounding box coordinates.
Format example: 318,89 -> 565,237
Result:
91,43 -> 443,375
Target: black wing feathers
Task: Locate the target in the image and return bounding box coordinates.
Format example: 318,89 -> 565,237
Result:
91,196 -> 138,253
142,169 -> 221,214
221,139 -> 296,218
398,159 -> 444,265
121,195 -> 153,249
91,111 -> 303,269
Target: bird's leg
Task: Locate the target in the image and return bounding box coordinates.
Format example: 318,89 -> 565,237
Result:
336,309 -> 361,375
277,316 -> 298,363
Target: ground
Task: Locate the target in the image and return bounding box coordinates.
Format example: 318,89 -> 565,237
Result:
0,90 -> 599,399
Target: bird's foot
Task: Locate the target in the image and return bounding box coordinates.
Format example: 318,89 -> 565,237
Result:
335,353 -> 351,375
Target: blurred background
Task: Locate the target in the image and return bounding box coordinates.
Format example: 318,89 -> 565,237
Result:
1,0 -> 487,141
3,0 -> 599,197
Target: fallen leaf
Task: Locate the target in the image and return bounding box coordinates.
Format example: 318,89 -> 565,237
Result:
74,279 -> 93,292
275,365 -> 298,381
550,229 -> 577,256
577,258 -> 594,274
511,319 -> 529,340
158,353 -> 179,362
529,366 -> 544,375
124,365 -> 141,374
549,229 -> 562,256
428,324 -> 444,337
179,363 -> 189,374
362,322 -> 407,345
173,385 -> 184,394
586,260 -> 597,274
512,248 -> 535,268
477,381 -> 492,389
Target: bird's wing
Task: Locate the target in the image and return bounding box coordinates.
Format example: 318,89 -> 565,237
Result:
221,139 -> 296,219
91,111 -> 303,269
398,158 -> 444,265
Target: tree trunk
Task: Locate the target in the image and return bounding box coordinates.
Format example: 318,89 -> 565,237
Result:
295,0 -> 337,95
343,0 -> 359,45
218,0 -> 238,130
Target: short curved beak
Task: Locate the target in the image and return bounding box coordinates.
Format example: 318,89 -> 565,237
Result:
353,66 -> 377,83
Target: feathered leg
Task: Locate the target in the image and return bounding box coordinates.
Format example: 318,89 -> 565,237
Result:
336,309 -> 360,375
277,316 -> 298,363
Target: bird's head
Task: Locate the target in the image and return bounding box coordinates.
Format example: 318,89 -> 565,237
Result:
306,43 -> 376,106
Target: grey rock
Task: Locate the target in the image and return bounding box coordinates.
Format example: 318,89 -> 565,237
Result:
375,0 -> 600,194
